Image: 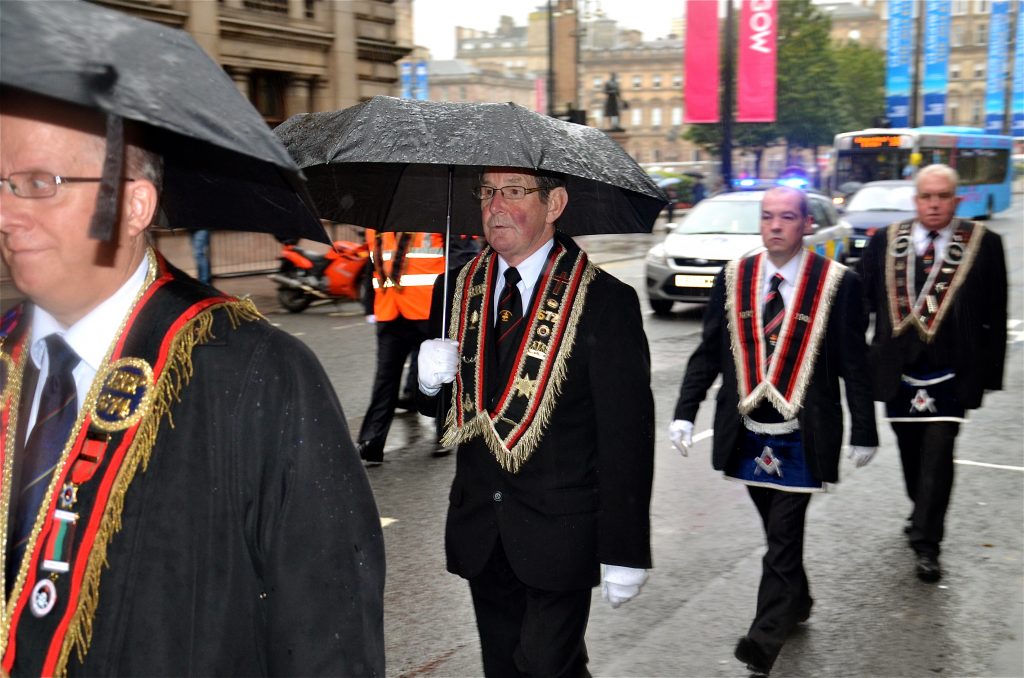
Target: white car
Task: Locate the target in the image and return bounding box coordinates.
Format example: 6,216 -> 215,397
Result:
644,190 -> 851,315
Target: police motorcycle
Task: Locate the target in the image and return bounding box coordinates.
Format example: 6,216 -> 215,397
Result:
269,239 -> 371,313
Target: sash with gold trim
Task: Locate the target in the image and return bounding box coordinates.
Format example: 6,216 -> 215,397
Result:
441,234 -> 596,473
726,252 -> 844,420
885,219 -> 983,342
0,250 -> 261,676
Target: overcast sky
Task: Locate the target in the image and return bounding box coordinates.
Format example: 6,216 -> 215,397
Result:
413,1 -> 684,60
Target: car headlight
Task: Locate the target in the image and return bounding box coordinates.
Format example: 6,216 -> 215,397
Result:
645,243 -> 668,267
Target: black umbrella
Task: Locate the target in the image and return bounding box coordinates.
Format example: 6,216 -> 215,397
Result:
0,0 -> 328,243
274,96 -> 668,236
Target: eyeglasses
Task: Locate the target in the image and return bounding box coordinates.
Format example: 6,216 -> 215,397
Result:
0,171 -> 133,199
473,185 -> 544,201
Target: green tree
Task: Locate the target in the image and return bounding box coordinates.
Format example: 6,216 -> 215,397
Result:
832,40 -> 886,131
773,0 -> 845,157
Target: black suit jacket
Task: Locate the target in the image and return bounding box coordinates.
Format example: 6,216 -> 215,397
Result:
674,259 -> 878,483
423,250 -> 655,592
857,219 -> 1007,409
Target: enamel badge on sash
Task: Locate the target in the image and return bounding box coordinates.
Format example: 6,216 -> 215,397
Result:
89,357 -> 154,432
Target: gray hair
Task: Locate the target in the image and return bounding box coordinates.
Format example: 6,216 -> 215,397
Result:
915,163 -> 959,190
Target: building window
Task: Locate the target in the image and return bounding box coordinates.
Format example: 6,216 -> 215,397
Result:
651,107 -> 663,129
974,63 -> 984,78
672,73 -> 682,88
951,63 -> 960,79
631,107 -> 643,127
975,0 -> 989,13
971,97 -> 982,123
653,74 -> 663,89
952,25 -> 964,46
243,0 -> 287,13
632,74 -> 643,88
948,100 -> 960,123
251,70 -> 286,125
592,109 -> 603,126
976,23 -> 986,45
672,106 -> 683,126
692,149 -> 702,162
952,0 -> 968,15
593,76 -> 603,90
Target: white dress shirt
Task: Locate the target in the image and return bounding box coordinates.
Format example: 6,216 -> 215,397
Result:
912,220 -> 953,258
492,238 -> 555,324
25,257 -> 149,438
761,250 -> 804,310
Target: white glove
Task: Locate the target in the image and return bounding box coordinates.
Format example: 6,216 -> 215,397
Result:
417,338 -> 460,396
848,445 -> 877,468
365,314 -> 377,324
669,419 -> 694,457
601,564 -> 648,609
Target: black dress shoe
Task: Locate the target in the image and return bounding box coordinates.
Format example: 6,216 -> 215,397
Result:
916,554 -> 942,582
357,441 -> 383,467
734,636 -> 772,675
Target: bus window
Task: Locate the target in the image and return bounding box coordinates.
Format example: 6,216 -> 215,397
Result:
955,148 -> 1010,185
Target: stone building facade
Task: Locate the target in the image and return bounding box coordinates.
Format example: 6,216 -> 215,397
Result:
93,0 -> 411,124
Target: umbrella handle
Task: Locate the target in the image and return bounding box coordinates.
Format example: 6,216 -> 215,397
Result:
441,165 -> 453,338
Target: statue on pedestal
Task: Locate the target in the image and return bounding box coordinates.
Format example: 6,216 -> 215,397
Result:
602,73 -> 628,131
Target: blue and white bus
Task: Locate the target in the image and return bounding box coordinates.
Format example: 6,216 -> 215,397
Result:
832,126 -> 1013,219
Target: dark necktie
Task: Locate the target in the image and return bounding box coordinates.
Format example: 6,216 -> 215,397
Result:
10,335 -> 80,576
495,267 -> 524,375
763,273 -> 785,364
916,231 -> 940,294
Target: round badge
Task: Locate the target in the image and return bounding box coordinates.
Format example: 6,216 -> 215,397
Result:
30,578 -> 58,618
888,234 -> 912,258
88,358 -> 154,433
945,242 -> 965,264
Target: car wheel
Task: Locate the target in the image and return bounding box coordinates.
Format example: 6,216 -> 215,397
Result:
650,299 -> 674,316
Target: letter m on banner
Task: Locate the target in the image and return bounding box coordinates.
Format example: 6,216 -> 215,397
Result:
738,0 -> 777,122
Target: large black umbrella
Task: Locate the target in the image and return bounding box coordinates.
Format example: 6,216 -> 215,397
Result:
274,96 -> 668,236
0,0 -> 328,243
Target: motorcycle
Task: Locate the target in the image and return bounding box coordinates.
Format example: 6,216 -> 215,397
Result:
269,239 -> 370,313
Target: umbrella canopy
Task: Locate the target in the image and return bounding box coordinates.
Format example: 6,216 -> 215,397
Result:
0,0 -> 327,243
274,96 -> 668,235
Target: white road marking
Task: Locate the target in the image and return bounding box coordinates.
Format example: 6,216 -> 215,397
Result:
955,459 -> 1024,472
381,517 -> 397,527
1008,319 -> 1022,329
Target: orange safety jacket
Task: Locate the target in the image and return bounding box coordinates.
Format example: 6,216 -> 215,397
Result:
366,229 -> 445,321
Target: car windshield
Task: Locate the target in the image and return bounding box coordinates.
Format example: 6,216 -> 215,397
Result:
676,199 -> 760,235
847,185 -> 916,212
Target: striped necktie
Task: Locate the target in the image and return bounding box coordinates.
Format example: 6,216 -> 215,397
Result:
763,273 -> 785,364
916,230 -> 940,294
9,335 -> 80,578
495,267 -> 523,375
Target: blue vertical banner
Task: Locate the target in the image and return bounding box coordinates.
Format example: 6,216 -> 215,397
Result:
984,0 -> 1010,133
400,61 -> 412,100
922,0 -> 951,126
1012,3 -> 1024,137
886,0 -> 913,127
414,60 -> 429,101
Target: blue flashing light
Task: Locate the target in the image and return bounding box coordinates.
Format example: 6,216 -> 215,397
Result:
735,178 -> 758,187
777,177 -> 809,189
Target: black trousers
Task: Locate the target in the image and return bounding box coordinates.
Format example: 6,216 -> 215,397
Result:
892,421 -> 959,557
746,486 -> 813,666
468,541 -> 592,678
357,317 -> 431,456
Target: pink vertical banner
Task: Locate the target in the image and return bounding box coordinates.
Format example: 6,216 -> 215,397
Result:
684,0 -> 720,123
737,0 -> 777,122
534,77 -> 547,114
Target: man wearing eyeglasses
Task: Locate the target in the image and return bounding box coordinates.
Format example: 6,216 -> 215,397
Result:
858,163 -> 1007,584
0,91 -> 384,674
417,168 -> 654,677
